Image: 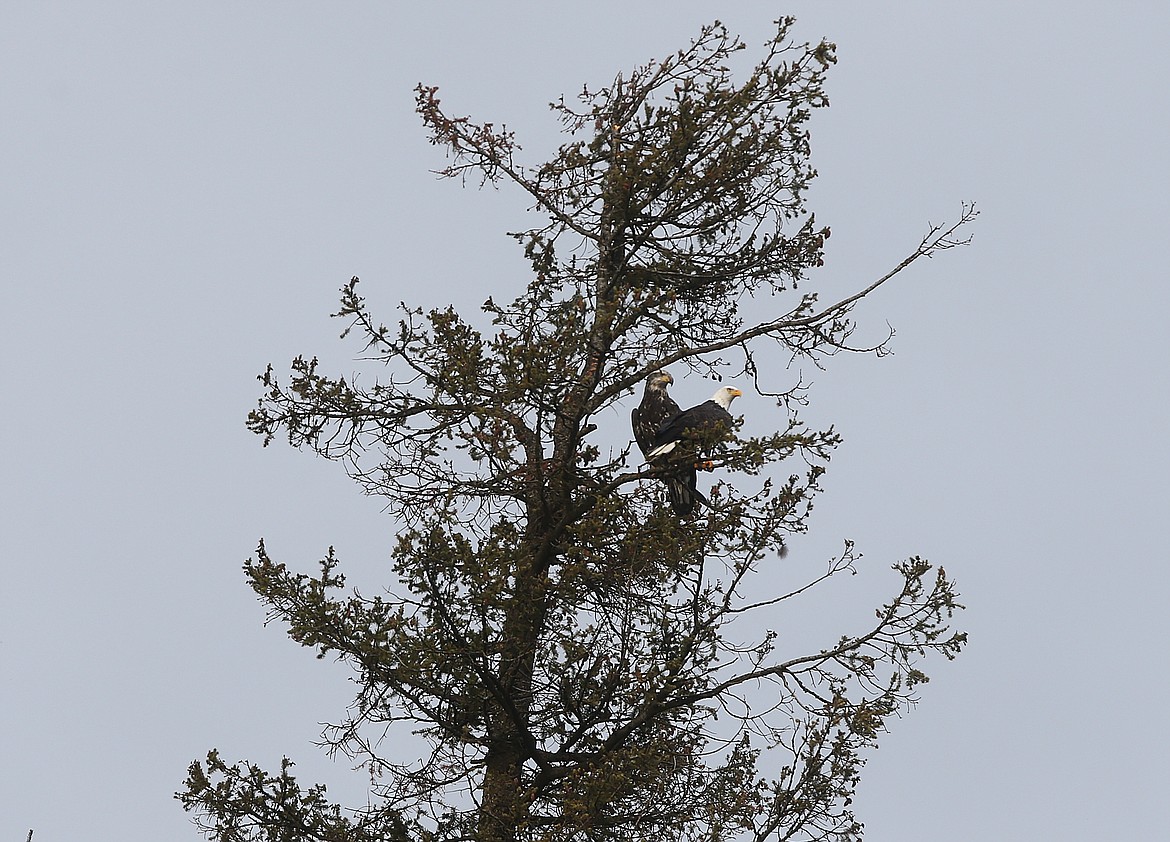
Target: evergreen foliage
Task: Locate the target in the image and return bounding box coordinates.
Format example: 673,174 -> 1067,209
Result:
180,18 -> 974,842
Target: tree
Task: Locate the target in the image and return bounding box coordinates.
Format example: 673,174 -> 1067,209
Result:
180,18 -> 973,842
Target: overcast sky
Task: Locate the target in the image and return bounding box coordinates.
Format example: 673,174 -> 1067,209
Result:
3,2 -> 1168,840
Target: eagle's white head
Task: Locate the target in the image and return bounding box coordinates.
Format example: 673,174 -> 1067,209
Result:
712,386 -> 743,410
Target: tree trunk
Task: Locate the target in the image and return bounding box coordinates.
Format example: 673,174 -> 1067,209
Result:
477,562 -> 549,841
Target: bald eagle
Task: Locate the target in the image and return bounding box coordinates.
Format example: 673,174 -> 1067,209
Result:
632,371 -> 701,515
632,371 -> 680,456
647,386 -> 742,459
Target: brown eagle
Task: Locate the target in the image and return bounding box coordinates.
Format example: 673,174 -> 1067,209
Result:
632,371 -> 702,516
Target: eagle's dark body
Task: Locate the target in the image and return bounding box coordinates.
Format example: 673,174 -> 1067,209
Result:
632,371 -> 681,456
632,371 -> 702,516
647,387 -> 741,459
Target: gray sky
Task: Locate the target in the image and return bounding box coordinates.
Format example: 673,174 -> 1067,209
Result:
3,2 -> 1167,839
